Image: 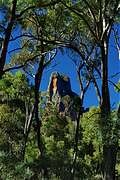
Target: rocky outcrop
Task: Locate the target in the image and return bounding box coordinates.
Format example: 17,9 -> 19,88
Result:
47,72 -> 82,120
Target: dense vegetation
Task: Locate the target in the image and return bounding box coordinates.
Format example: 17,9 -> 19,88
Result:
0,0 -> 120,180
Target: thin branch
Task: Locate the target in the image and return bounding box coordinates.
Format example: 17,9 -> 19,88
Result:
108,80 -> 120,91
43,49 -> 57,69
87,112 -> 101,119
45,62 -> 60,72
81,79 -> 91,104
83,80 -> 91,94
0,24 -> 6,31
16,0 -> 61,18
16,6 -> 36,18
83,0 -> 98,30
10,33 -> 36,41
110,72 -> 120,78
24,104 -> 34,134
23,69 -> 35,78
84,61 -> 101,105
8,41 -> 29,54
3,54 -> 40,73
77,69 -> 84,93
8,47 -> 23,54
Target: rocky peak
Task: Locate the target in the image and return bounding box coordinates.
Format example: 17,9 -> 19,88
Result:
48,72 -> 77,100
47,72 -> 82,120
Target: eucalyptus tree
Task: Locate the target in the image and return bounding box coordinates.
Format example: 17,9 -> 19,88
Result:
0,0 -> 60,78
0,71 -> 33,161
61,0 -> 120,179
67,39 -> 102,179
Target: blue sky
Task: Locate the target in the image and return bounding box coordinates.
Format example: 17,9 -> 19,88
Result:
40,50 -> 119,108
40,27 -> 120,109
1,9 -> 119,109
7,26 -> 120,109
4,28 -> 120,108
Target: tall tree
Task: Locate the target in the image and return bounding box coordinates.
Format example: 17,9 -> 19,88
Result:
61,0 -> 120,179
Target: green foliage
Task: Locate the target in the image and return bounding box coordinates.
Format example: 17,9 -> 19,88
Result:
0,71 -> 120,179
80,107 -> 120,178
79,107 -> 103,178
0,0 -> 119,179
25,131 -> 39,163
0,72 -> 34,179
115,80 -> 120,92
41,101 -> 75,179
0,71 -> 29,100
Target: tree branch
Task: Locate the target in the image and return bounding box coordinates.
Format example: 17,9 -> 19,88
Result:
10,33 -> 36,41
3,54 -> 40,73
92,76 -> 101,105
83,0 -> 98,29
61,1 -> 98,40
16,0 -> 61,18
108,80 -> 120,91
43,49 -> 57,69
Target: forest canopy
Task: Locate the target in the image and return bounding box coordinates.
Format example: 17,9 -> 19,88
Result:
0,0 -> 120,180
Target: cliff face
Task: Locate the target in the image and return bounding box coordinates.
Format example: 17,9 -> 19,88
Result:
47,72 -> 82,120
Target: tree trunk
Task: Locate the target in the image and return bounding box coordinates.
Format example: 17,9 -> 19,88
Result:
100,39 -> 117,180
34,55 -> 48,177
70,110 -> 81,179
0,0 -> 17,77
22,105 -> 35,160
103,144 -> 118,180
34,55 -> 44,157
100,39 -> 110,114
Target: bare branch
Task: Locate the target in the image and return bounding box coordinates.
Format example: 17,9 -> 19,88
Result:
24,105 -> 34,135
16,6 -> 36,19
92,76 -> 101,105
81,79 -> 91,104
83,80 -> 91,94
